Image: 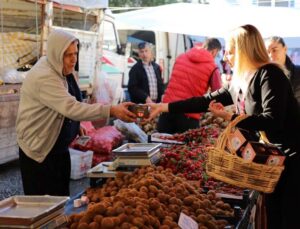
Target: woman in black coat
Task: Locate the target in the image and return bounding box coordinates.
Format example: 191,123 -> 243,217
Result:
265,36 -> 300,114
148,24 -> 300,229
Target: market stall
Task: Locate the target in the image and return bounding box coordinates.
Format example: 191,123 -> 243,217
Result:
62,113 -> 265,228
0,110 -> 270,228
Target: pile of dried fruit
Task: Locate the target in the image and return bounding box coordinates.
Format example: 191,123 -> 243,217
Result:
68,166 -> 234,229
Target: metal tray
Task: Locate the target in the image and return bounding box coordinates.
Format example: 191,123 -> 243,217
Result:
150,133 -> 185,145
0,209 -> 66,228
113,143 -> 162,156
0,195 -> 69,226
87,162 -> 133,178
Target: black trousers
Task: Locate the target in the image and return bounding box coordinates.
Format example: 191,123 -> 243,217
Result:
157,113 -> 200,134
19,147 -> 71,196
265,152 -> 300,229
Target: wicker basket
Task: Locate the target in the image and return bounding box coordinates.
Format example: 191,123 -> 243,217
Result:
206,115 -> 285,193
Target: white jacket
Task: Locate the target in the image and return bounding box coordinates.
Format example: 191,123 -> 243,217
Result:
16,30 -> 110,163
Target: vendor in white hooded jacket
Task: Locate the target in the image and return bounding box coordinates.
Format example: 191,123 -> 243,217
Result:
16,30 -> 136,196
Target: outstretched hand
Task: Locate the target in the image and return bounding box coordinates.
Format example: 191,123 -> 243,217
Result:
142,103 -> 168,122
110,102 -> 137,123
208,100 -> 233,121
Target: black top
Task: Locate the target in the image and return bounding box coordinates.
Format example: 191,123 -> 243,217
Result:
52,74 -> 82,151
169,64 -> 300,155
128,60 -> 164,103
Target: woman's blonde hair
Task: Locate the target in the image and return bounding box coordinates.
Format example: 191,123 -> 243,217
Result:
228,24 -> 270,77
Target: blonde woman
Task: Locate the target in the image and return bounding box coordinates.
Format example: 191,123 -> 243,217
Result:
148,24 -> 300,229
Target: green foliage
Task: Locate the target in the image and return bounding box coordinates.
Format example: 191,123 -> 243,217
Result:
109,0 -> 184,7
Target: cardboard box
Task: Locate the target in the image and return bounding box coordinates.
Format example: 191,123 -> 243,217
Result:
241,142 -> 285,166
128,104 -> 149,118
228,128 -> 260,153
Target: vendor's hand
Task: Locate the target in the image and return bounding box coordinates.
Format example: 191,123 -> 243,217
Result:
110,102 -> 137,122
79,125 -> 87,136
143,103 -> 168,122
208,100 -> 233,121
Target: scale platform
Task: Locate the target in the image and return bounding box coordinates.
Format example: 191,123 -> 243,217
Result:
87,143 -> 162,178
113,143 -> 162,156
87,162 -> 132,178
87,149 -> 161,178
113,149 -> 161,168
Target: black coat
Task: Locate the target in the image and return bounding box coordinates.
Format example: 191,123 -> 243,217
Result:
285,55 -> 300,113
169,63 -> 300,229
169,63 -> 300,154
128,60 -> 164,104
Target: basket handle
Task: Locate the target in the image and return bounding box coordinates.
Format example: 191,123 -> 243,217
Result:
259,131 -> 270,144
215,115 -> 249,153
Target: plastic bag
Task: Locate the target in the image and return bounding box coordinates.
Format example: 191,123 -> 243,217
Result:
90,71 -> 124,128
114,119 -> 148,143
70,126 -> 124,154
92,70 -> 124,105
0,67 -> 28,83
80,121 -> 96,134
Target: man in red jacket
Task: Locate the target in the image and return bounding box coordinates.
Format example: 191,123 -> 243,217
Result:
157,38 -> 222,133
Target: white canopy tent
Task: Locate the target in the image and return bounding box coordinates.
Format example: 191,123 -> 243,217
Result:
53,0 -> 108,9
114,3 -> 300,38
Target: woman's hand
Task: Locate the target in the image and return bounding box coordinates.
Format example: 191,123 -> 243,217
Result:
143,103 -> 168,122
110,102 -> 137,123
208,100 -> 233,121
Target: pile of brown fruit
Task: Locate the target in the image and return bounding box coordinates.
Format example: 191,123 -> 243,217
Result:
68,166 -> 234,229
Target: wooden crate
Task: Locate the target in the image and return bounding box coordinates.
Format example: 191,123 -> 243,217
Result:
0,84 -> 21,164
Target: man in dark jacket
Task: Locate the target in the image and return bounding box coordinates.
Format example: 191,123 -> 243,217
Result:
128,42 -> 164,104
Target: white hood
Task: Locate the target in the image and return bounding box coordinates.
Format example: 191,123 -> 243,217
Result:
46,29 -> 78,77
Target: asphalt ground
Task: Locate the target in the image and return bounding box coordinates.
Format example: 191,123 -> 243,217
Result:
0,159 -> 90,201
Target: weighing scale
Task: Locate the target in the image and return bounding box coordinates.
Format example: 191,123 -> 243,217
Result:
87,143 -> 162,179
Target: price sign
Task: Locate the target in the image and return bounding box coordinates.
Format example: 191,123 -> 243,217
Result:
178,212 -> 198,229
76,136 -> 91,146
